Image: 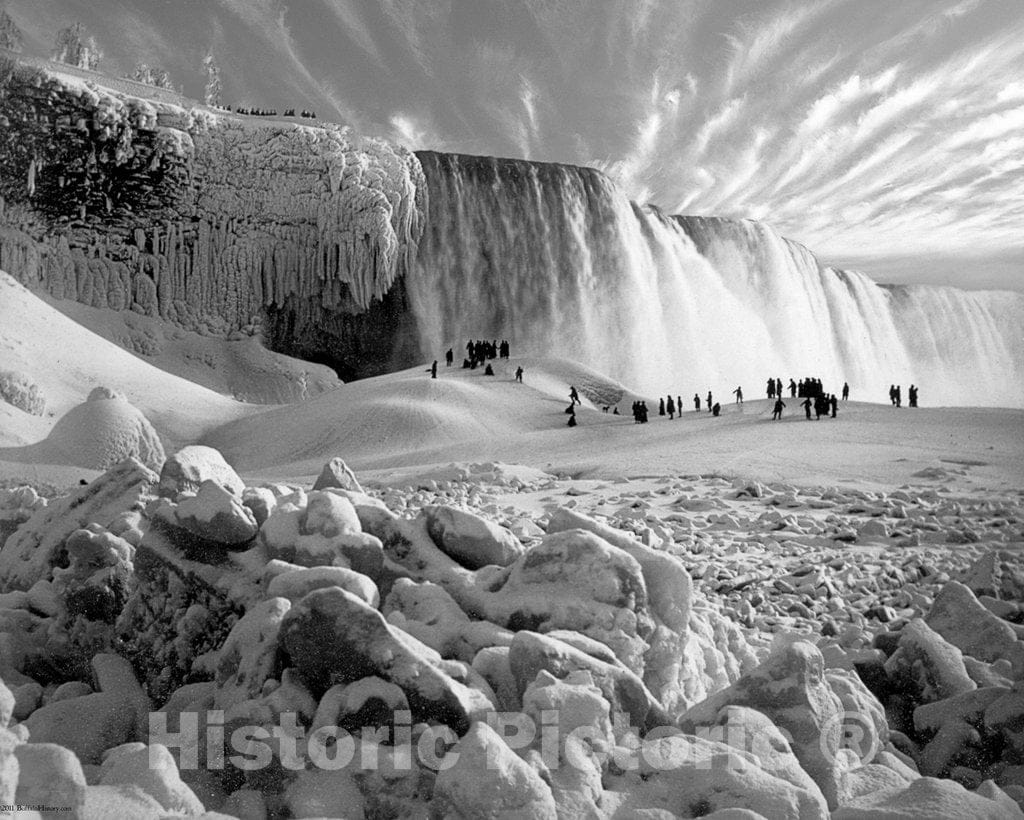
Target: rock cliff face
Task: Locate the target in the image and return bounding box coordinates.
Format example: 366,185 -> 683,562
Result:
0,56 -> 425,379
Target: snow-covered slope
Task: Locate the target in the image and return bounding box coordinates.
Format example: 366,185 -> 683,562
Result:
0,270 -> 256,450
43,294 -> 341,404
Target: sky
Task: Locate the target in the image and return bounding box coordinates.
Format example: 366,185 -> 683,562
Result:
6,0 -> 1024,291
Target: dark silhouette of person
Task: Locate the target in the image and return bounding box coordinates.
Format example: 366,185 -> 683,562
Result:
895,385 -> 902,408
445,348 -> 454,367
767,378 -> 775,399
667,395 -> 676,419
772,398 -> 786,420
430,360 -> 438,379
801,397 -> 812,419
641,401 -> 649,423
789,379 -> 797,398
798,379 -> 805,398
814,394 -> 825,419
842,382 -> 849,401
889,385 -> 896,406
632,401 -> 640,424
567,406 -> 577,427
733,386 -> 743,404
484,363 -> 494,376
910,385 -> 919,407
776,378 -> 782,398
515,366 -> 523,382
694,393 -> 701,411
659,397 -> 666,416
613,406 -> 620,415
706,391 -> 713,412
712,402 -> 721,417
569,386 -> 580,405
677,396 -> 682,419
830,393 -> 838,418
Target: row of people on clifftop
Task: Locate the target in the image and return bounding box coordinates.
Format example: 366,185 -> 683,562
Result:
229,106 -> 318,118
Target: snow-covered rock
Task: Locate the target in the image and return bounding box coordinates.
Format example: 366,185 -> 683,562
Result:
14,742 -> 87,816
41,393 -> 165,471
158,445 -> 244,499
884,619 -> 977,702
23,691 -> 137,764
422,504 -> 525,569
311,457 -> 364,493
279,586 -> 494,734
266,565 -> 379,608
99,742 -> 205,814
508,630 -> 668,733
0,458 -> 156,590
155,479 -> 259,550
261,491 -> 383,577
681,637 -> 845,808
213,597 -> 290,710
926,581 -> 1024,673
832,775 -> 1023,819
432,721 -> 558,819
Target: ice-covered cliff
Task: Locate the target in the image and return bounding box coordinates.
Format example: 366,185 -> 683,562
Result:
410,152 -> 1024,407
0,55 -> 424,379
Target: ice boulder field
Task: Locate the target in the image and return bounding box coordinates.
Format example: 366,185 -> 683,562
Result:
1,268 -> 1024,819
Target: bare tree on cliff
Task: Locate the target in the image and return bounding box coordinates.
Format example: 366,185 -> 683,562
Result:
130,63 -> 175,90
52,22 -> 102,71
0,7 -> 24,52
203,51 -> 222,107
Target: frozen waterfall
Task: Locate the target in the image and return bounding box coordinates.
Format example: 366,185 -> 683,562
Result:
409,152 -> 1024,408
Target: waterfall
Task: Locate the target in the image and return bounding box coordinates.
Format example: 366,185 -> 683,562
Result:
409,152 -> 1024,408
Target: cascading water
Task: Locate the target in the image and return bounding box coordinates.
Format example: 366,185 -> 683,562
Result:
409,152 -> 1024,408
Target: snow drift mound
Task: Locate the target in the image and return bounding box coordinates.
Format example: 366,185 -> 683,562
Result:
202,357 -> 634,472
4,391 -> 165,472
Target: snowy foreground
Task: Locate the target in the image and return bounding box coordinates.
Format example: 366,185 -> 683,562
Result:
1,277 -> 1024,817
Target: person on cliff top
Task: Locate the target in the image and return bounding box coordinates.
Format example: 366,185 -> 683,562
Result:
706,391 -> 713,412
484,363 -> 494,376
430,360 -> 438,379
801,396 -> 813,419
659,397 -> 666,416
569,386 -> 580,405
712,402 -> 721,417
515,366 -> 523,382
445,348 -> 453,367
772,398 -> 786,420
830,393 -> 838,418
733,386 -> 743,404
667,395 -> 676,419
767,378 -> 775,399
789,379 -> 797,397
693,393 -> 701,411
842,382 -> 849,401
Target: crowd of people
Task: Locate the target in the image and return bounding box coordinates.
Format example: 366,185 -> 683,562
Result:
456,339 -> 511,369
428,341 -> 920,429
